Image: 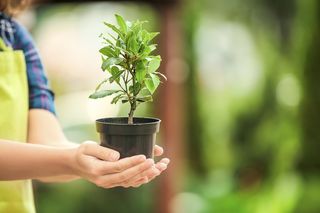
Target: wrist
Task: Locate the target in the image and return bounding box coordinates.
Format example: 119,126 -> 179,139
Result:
61,147 -> 78,176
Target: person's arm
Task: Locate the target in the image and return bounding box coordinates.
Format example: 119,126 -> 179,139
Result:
27,109 -> 169,185
28,109 -> 77,147
27,109 -> 81,182
0,140 -> 169,188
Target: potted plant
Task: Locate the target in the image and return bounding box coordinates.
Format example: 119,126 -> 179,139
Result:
89,14 -> 166,159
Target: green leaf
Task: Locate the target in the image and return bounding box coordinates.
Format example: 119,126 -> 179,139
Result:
138,43 -> 146,53
140,30 -> 149,43
102,37 -> 115,46
140,44 -> 156,56
127,34 -> 139,53
95,79 -> 109,91
148,32 -> 159,42
135,61 -> 146,83
99,47 -> 115,57
89,90 -> 121,99
137,95 -> 153,102
108,33 -> 118,41
115,14 -> 127,33
114,45 -> 131,56
145,74 -> 160,94
111,93 -> 123,104
139,88 -> 152,96
134,82 -> 142,95
122,98 -> 129,104
109,68 -> 125,83
110,66 -> 120,74
104,22 -> 124,39
126,21 -> 132,28
148,56 -> 161,73
101,57 -> 124,71
132,21 -> 147,35
129,82 -> 141,96
116,38 -> 126,49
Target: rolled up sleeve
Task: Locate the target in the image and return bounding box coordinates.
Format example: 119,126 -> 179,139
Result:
12,20 -> 56,115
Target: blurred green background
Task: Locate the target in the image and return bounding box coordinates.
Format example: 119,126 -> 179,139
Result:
18,0 -> 320,212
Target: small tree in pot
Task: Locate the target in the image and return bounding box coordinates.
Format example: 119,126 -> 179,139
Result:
89,14 -> 166,158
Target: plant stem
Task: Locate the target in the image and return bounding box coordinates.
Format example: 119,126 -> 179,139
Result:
128,101 -> 136,124
128,66 -> 137,124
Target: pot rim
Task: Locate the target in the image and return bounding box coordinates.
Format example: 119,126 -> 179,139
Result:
96,117 -> 161,126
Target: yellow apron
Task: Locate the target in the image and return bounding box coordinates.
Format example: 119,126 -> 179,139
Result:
0,38 -> 36,212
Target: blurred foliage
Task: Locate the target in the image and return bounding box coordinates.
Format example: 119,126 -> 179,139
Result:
182,0 -> 320,212
29,0 -> 320,212
35,178 -> 157,213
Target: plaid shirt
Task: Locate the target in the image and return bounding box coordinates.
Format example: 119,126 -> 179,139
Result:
0,12 -> 56,115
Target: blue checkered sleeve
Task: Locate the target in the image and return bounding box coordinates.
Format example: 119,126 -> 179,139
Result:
0,13 -> 56,115
12,21 -> 56,115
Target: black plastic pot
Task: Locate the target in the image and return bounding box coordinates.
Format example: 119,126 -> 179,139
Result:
96,117 -> 161,159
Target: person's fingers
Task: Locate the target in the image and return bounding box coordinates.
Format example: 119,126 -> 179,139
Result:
154,145 -> 163,157
107,162 -> 155,188
131,177 -> 149,188
145,161 -> 168,183
96,159 -> 154,188
97,155 -> 146,174
159,158 -> 170,165
123,163 -> 162,187
124,158 -> 170,187
155,161 -> 168,172
135,158 -> 170,185
81,141 -> 120,161
144,162 -> 167,182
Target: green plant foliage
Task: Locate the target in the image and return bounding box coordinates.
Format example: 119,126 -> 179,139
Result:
90,14 -> 165,124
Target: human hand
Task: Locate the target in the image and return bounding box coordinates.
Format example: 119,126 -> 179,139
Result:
128,145 -> 170,188
69,141 -> 169,188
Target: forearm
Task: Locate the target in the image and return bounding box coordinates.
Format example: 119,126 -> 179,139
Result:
0,140 -> 74,181
27,109 -> 76,147
27,109 -> 82,182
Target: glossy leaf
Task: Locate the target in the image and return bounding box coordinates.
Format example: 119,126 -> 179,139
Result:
148,32 -> 159,42
122,98 -> 129,104
104,22 -> 124,39
95,79 -> 109,91
137,95 -> 153,102
135,61 -> 146,83
109,67 -> 125,83
101,57 -> 124,71
148,56 -> 161,73
111,93 -> 123,104
89,90 -> 121,99
145,74 -> 160,94
129,82 -> 141,96
100,47 -> 115,57
127,35 -> 139,53
115,14 -> 127,33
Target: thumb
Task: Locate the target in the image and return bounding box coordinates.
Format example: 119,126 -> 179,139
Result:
82,141 -> 120,161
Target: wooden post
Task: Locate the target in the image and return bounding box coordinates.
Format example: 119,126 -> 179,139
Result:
155,3 -> 185,213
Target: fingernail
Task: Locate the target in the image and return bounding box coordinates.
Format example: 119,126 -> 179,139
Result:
160,163 -> 167,169
163,158 -> 170,164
